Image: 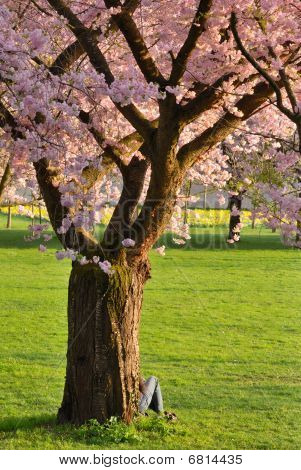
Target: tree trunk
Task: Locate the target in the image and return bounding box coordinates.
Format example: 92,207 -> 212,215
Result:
228,193 -> 243,241
296,186 -> 301,243
6,205 -> 11,229
251,202 -> 256,229
57,256 -> 149,425
297,219 -> 301,242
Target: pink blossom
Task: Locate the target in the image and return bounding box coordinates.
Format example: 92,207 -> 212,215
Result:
55,251 -> 66,260
156,245 -> 166,256
99,260 -> 114,275
173,238 -> 186,245
121,238 -> 136,248
231,206 -> 241,217
57,217 -> 72,234
229,191 -> 239,196
217,193 -> 226,206
29,29 -> 46,53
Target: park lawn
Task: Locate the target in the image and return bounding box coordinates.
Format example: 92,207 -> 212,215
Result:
0,214 -> 300,449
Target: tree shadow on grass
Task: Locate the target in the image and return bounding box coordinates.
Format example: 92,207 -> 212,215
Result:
0,414 -> 97,449
0,413 -> 182,449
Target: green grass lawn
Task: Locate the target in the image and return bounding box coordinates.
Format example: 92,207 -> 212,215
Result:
0,214 -> 300,449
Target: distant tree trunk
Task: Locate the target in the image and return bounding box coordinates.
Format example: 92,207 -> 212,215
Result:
57,256 -> 150,425
297,219 -> 301,242
6,205 -> 11,229
296,128 -> 301,242
228,193 -> 243,241
39,205 -> 42,224
251,203 -> 256,229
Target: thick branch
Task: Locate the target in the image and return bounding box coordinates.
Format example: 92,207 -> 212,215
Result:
49,40 -> 88,76
169,0 -> 213,86
34,158 -> 98,253
78,109 -> 126,172
102,150 -> 150,251
0,163 -> 11,203
279,68 -> 298,114
105,1 -> 166,85
49,1 -> 140,75
0,101 -> 23,140
179,72 -> 235,125
131,161 -> 184,253
47,0 -> 114,80
177,80 -> 278,167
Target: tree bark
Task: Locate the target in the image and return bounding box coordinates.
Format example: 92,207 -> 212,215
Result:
6,205 -> 11,229
58,255 -> 149,425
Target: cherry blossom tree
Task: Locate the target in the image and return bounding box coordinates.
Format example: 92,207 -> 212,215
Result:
0,0 -> 300,425
230,6 -> 301,243
223,106 -> 301,245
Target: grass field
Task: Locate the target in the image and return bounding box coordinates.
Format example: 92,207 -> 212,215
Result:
0,214 -> 300,449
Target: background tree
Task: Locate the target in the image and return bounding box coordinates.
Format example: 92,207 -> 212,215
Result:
231,6 -> 301,241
